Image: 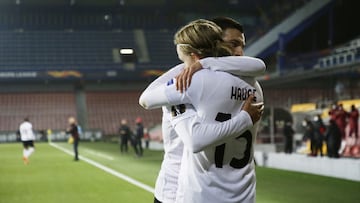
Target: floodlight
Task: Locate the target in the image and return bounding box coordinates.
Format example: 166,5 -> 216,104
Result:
120,49 -> 134,55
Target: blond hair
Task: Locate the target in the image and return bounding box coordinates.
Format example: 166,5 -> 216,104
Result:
174,19 -> 232,58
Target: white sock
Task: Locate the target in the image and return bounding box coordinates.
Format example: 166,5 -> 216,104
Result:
23,149 -> 28,158
28,147 -> 35,157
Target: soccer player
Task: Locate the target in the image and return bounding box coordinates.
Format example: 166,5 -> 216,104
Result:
142,39 -> 264,203
143,52 -> 264,202
140,19 -> 264,202
171,16 -> 265,155
19,117 -> 36,165
147,58 -> 264,203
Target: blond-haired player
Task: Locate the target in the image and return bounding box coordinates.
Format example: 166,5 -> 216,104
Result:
140,19 -> 264,203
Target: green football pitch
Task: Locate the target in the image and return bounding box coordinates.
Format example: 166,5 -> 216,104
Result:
1,142 -> 359,203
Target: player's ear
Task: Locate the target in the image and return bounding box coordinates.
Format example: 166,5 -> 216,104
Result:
190,53 -> 200,60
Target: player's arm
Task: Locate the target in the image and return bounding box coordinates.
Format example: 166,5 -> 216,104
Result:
140,68 -> 216,109
141,63 -> 184,95
201,56 -> 266,76
139,76 -> 191,109
176,56 -> 265,92
172,95 -> 263,153
139,64 -> 186,109
174,111 -> 251,153
139,64 -> 211,110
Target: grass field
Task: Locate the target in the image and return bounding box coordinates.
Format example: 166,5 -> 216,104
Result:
1,142 -> 359,203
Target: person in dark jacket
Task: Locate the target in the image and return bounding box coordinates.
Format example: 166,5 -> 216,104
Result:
326,119 -> 342,158
313,115 -> 326,157
119,119 -> 131,153
283,121 -> 295,154
66,117 -> 80,161
134,117 -> 144,157
303,118 -> 316,156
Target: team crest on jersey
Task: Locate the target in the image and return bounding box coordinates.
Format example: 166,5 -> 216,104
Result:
171,104 -> 186,117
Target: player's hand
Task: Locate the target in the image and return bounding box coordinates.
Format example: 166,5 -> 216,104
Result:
242,95 -> 264,124
175,61 -> 203,93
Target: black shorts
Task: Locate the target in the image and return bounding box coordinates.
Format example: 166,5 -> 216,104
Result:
22,140 -> 34,148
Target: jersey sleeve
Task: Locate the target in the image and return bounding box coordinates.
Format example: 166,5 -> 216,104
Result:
139,77 -> 192,109
173,110 -> 253,153
140,66 -> 207,110
139,64 -> 185,109
142,64 -> 184,91
199,56 -> 266,77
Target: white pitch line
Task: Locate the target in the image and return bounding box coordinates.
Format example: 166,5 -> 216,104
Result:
82,148 -> 114,161
49,142 -> 154,194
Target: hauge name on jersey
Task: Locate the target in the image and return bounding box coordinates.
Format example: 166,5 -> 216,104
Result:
230,86 -> 257,101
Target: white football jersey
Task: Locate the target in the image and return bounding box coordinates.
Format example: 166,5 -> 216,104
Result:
150,64 -> 185,202
163,70 -> 263,203
140,56 -> 265,203
19,121 -> 35,141
154,107 -> 184,202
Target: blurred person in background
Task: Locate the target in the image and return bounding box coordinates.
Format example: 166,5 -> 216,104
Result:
66,117 -> 80,161
119,119 -> 131,153
303,118 -> 315,156
326,119 -> 341,158
348,104 -> 359,141
19,117 -> 36,165
338,104 -> 348,139
39,129 -> 47,142
328,103 -> 338,121
134,117 -> 144,157
143,128 -> 150,149
47,128 -> 52,143
313,114 -> 326,157
283,121 -> 295,154
342,104 -> 360,157
334,104 -> 348,139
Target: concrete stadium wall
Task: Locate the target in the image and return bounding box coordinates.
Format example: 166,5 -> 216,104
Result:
254,151 -> 360,182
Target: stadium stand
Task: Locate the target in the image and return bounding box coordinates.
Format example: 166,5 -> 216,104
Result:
143,30 -> 179,68
0,92 -> 76,131
0,29 -> 181,71
86,91 -> 162,135
0,91 -> 161,138
315,37 -> 360,68
0,30 -> 135,69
